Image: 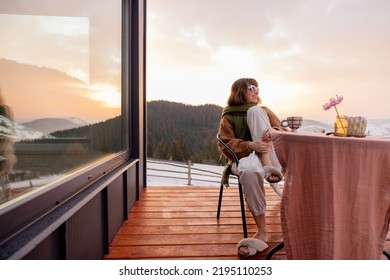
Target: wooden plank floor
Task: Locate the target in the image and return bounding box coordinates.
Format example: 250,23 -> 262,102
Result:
104,185 -> 286,260
104,185 -> 390,260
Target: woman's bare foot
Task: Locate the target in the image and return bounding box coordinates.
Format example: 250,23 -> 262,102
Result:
253,231 -> 268,243
238,215 -> 268,256
237,238 -> 268,257
238,246 -> 250,256
237,233 -> 268,256
261,153 -> 283,183
267,174 -> 281,183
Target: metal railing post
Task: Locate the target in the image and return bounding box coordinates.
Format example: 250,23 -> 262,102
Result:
187,160 -> 192,185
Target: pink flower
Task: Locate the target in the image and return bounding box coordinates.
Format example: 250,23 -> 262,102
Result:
323,95 -> 346,135
322,103 -> 332,110
323,95 -> 343,111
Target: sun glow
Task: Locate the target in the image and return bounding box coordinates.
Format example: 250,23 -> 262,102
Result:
88,84 -> 121,108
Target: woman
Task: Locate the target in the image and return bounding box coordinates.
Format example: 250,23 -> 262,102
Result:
218,78 -> 284,256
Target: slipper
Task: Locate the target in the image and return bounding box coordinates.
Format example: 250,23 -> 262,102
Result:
237,238 -> 268,257
263,166 -> 283,183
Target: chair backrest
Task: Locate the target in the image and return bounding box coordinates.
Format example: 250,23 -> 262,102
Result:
216,133 -> 239,165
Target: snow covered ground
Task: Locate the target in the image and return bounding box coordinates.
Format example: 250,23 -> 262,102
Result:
146,159 -> 225,187
5,160 -> 226,192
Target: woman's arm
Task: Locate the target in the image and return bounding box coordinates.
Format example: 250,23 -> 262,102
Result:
218,115 -> 252,160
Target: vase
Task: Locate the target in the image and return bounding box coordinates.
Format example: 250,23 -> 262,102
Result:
334,115 -> 348,137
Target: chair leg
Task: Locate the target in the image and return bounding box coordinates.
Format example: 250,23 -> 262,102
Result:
217,182 -> 223,219
238,182 -> 248,238
265,242 -> 284,260
217,178 -> 247,238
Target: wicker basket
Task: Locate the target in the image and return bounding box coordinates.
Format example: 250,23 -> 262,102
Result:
347,116 -> 367,137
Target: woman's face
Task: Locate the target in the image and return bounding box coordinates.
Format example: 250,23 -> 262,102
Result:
246,84 -> 259,104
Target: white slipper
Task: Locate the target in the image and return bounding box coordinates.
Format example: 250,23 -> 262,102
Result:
237,238 -> 268,257
263,166 -> 283,183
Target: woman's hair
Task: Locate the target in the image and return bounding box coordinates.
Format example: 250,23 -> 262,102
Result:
227,78 -> 262,106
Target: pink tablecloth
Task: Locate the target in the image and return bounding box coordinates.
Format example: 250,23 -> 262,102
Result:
271,131 -> 390,259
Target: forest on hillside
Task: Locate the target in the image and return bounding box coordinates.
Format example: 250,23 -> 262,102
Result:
147,100 -> 223,163
14,117 -> 122,175
14,101 -> 226,176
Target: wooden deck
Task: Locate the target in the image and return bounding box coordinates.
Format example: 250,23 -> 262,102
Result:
104,185 -> 390,260
104,185 -> 285,260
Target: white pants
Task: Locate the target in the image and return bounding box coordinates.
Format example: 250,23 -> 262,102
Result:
237,106 -> 281,216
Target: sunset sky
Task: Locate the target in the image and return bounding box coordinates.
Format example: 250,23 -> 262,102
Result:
147,0 -> 390,123
0,0 -> 122,123
0,0 -> 389,124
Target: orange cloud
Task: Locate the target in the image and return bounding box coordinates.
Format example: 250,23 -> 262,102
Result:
0,59 -> 120,123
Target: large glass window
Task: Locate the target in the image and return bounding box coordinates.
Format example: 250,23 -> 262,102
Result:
0,0 -> 122,207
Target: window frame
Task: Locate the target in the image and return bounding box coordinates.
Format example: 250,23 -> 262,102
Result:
0,0 -> 145,250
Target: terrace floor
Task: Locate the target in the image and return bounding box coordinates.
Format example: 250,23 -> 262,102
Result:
103,185 -> 390,260
103,184 -> 283,260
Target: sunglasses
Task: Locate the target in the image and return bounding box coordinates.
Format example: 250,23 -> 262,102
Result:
247,85 -> 259,93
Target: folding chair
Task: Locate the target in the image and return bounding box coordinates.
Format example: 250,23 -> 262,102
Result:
217,133 -> 291,258
216,133 -> 248,238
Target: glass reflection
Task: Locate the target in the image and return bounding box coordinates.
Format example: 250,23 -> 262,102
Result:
0,0 -> 122,206
0,89 -> 16,203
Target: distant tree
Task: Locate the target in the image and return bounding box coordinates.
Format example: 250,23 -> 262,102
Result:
154,139 -> 169,159
147,101 -> 222,163
169,135 -> 189,162
15,101 -> 224,175
147,142 -> 154,157
202,132 -> 220,164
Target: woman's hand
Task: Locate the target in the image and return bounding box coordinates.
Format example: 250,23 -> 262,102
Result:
262,129 -> 272,142
249,139 -> 271,154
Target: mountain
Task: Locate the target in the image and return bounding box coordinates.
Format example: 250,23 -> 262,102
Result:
0,115 -> 90,140
366,119 -> 390,136
5,100 -> 390,167
301,119 -> 333,133
22,117 -> 89,134
301,118 -> 390,136
0,115 -> 45,140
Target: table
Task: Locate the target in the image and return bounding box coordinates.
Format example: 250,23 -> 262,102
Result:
270,131 -> 390,259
